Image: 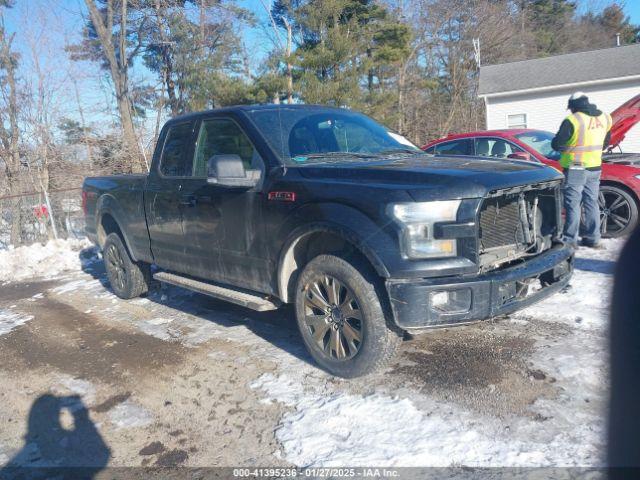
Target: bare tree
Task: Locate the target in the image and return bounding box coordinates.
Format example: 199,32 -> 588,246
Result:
84,0 -> 145,172
258,0 -> 293,103
0,11 -> 23,245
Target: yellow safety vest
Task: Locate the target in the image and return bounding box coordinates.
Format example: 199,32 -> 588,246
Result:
559,111 -> 612,168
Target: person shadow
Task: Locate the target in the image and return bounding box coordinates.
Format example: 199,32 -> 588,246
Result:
0,394 -> 110,480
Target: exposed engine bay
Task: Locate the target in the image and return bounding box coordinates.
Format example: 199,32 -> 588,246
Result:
478,181 -> 561,272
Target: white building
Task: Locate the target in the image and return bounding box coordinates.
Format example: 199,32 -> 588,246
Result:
479,44 -> 640,152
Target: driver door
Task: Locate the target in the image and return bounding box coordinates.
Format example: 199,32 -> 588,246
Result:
179,116 -> 270,291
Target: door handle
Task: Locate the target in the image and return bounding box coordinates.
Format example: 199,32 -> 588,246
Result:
179,195 -> 196,207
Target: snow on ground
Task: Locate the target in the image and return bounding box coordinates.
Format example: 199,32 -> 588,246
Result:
0,234 -> 626,467
513,238 -> 624,329
108,401 -> 154,430
0,238 -> 95,283
50,375 -> 97,409
251,239 -> 624,468
0,308 -> 34,337
252,373 -> 600,467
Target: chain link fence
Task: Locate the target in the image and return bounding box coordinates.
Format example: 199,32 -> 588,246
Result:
0,188 -> 86,249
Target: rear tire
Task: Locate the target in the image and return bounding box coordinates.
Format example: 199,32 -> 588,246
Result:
294,254 -> 402,378
103,233 -> 151,299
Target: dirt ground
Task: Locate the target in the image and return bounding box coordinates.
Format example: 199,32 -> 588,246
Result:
0,247 -> 610,471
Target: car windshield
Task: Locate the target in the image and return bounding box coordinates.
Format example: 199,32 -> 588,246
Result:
246,107 -> 422,165
515,131 -> 561,161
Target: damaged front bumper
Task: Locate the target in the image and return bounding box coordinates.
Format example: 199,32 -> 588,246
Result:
386,243 -> 574,330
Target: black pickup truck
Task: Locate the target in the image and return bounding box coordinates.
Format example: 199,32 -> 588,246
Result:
83,105 -> 573,377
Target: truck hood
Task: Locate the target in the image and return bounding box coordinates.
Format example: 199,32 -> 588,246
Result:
609,93 -> 640,150
296,155 -> 562,200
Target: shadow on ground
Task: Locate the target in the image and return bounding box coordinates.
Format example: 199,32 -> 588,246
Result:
0,394 -> 110,479
574,257 -> 616,274
79,247 -> 315,368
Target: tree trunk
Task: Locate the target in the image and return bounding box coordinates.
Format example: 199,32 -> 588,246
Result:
285,19 -> 293,104
0,27 -> 23,245
9,196 -> 22,246
84,0 -> 145,172
154,0 -> 180,116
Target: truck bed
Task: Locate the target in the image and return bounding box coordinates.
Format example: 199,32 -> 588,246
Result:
83,174 -> 150,262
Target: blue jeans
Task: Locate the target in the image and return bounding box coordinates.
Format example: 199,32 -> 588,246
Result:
562,168 -> 601,245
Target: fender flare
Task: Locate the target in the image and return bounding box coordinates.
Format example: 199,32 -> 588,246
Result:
275,203 -> 397,301
96,194 -> 139,262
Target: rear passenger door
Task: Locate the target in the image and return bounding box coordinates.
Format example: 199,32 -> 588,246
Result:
146,120 -> 196,272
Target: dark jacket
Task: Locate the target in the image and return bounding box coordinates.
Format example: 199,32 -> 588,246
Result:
551,98 -> 611,170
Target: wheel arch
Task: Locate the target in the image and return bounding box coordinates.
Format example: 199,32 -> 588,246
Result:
600,180 -> 640,208
277,224 -> 389,303
96,205 -> 138,261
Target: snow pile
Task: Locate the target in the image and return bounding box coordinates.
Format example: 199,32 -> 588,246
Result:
252,373 -> 602,467
0,308 -> 34,336
0,238 -> 95,283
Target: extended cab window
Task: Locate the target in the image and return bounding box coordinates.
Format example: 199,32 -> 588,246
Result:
434,139 -> 474,156
159,122 -> 194,177
193,118 -> 261,177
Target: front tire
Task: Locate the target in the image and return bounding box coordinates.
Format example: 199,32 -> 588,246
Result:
294,254 -> 402,378
103,233 -> 151,299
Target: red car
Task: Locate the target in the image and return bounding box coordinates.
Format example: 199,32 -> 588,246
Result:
423,94 -> 640,237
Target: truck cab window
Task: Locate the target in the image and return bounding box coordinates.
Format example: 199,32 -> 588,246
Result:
159,122 -> 194,177
193,118 -> 261,177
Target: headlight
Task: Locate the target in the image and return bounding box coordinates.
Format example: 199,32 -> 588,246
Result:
390,200 -> 460,259
635,174 -> 640,180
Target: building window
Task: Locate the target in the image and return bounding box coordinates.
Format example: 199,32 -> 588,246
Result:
507,113 -> 527,129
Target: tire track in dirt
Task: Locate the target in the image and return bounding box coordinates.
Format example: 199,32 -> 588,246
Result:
0,294 -> 187,383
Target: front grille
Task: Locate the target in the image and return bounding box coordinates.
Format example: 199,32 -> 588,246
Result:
479,197 -> 524,250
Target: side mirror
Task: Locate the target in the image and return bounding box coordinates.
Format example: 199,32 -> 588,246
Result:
207,154 -> 260,188
508,152 -> 531,161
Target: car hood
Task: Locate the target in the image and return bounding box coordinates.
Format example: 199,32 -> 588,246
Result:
602,152 -> 640,166
610,93 -> 640,150
296,155 -> 562,201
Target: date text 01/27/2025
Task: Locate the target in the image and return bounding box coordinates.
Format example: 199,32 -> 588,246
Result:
232,468 -> 401,478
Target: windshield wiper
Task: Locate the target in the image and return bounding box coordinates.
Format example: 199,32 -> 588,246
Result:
376,148 -> 424,156
303,151 -> 377,159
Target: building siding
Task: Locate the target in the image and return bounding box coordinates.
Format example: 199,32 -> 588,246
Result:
485,79 -> 640,152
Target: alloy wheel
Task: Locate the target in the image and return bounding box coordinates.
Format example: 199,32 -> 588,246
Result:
599,190 -> 632,235
302,275 -> 363,360
106,244 -> 127,292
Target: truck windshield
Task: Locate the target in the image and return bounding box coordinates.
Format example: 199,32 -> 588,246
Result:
246,107 -> 421,165
515,131 -> 561,161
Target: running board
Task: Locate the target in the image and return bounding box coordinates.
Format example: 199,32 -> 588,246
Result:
153,272 -> 281,311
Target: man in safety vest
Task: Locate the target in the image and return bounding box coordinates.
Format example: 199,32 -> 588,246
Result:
552,92 -> 612,248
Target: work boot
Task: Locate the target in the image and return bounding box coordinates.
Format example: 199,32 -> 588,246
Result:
580,239 -> 605,250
